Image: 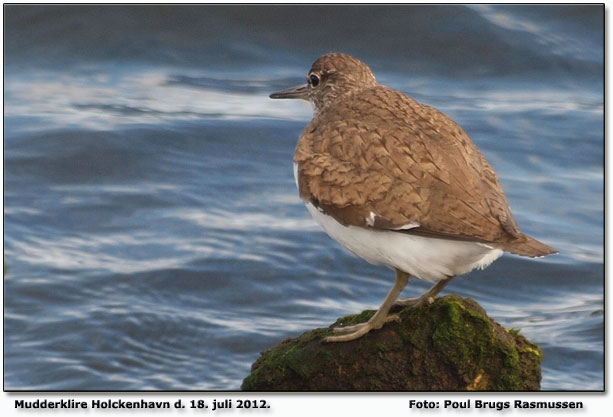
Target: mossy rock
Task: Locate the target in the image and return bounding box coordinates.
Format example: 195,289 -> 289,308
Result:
241,295 -> 542,391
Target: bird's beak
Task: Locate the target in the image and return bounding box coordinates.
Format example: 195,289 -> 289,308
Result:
269,84 -> 309,100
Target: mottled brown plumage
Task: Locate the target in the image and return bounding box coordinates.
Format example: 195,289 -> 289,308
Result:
289,53 -> 554,257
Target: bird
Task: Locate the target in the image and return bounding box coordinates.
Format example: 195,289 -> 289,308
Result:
269,53 -> 556,343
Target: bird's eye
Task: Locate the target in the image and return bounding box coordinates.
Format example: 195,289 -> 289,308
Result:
309,74 -> 320,87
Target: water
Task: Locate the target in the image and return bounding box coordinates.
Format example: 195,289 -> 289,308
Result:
3,5 -> 603,390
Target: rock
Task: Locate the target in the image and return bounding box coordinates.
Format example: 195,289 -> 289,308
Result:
241,295 -> 542,391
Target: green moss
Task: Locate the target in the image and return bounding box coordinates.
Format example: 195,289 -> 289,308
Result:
429,298 -> 495,379
333,309 -> 375,327
501,342 -> 520,367
521,345 -> 543,358
507,328 -> 522,336
242,295 -> 542,391
241,327 -> 336,390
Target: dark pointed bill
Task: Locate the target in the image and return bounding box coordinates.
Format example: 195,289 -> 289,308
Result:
269,84 -> 309,99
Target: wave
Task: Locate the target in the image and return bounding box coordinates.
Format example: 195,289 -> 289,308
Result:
4,5 -> 603,79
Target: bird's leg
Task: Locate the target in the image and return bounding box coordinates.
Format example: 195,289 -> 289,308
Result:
393,276 -> 455,308
324,269 -> 410,343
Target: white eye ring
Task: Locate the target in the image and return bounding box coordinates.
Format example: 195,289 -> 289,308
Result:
309,74 -> 320,87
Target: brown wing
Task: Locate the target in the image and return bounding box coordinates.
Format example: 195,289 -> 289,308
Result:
294,86 -> 524,244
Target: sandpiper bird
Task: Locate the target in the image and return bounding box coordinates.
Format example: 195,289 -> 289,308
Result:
270,53 -> 556,342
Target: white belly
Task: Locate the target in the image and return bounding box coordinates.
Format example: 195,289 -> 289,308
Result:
305,202 -> 503,282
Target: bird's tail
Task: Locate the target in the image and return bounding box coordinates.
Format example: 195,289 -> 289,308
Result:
499,234 -> 557,258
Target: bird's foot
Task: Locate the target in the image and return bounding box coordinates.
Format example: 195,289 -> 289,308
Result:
393,276 -> 454,309
323,269 -> 411,343
393,295 -> 435,308
324,314 -> 401,342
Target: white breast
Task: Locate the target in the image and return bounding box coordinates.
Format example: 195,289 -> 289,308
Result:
305,202 -> 503,282
293,162 -> 299,188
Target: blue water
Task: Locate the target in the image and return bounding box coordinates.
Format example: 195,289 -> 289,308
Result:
3,5 -> 603,390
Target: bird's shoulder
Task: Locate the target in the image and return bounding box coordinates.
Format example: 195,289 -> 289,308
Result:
296,86 -> 479,165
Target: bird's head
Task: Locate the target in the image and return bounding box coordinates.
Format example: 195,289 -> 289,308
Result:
270,53 -> 377,112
